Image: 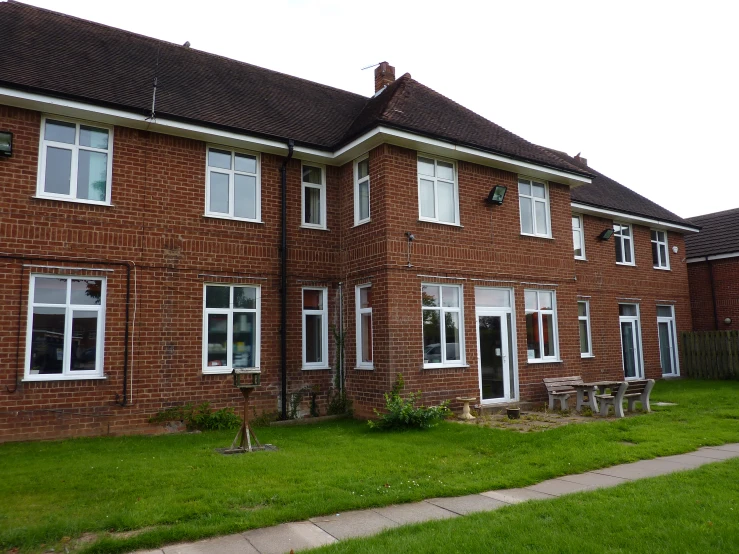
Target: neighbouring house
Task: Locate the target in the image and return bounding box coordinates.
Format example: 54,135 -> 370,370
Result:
685,208 -> 739,331
0,2 -> 700,442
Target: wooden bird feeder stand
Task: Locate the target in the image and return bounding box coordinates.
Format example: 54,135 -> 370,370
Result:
224,368 -> 263,454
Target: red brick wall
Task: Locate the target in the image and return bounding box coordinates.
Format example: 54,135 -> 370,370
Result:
688,258 -> 739,331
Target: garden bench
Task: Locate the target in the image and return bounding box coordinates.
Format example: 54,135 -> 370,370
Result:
543,376 -> 584,411
622,379 -> 655,413
595,381 -> 627,417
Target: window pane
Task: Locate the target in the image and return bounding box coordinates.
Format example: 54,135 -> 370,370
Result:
44,146 -> 72,195
234,174 -> 257,219
234,153 -> 257,173
422,309 -> 441,364
657,306 -> 673,318
420,179 -> 435,218
418,157 -> 435,177
619,304 -> 637,317
437,161 -> 454,181
206,314 -> 228,367
77,150 -> 108,201
70,310 -> 98,371
234,287 -> 256,309
659,245 -> 667,266
361,313 -> 372,363
620,225 -> 631,237
525,313 -> 540,359
305,314 -> 323,363
34,277 -> 67,304
45,120 -> 76,144
524,290 -> 537,311
578,302 -> 587,317
437,179 -> 455,223
623,238 -> 632,263
519,197 -> 533,234
206,286 -> 229,309
518,180 -> 531,196
303,289 -> 323,310
79,126 -> 109,149
233,312 -> 255,368
445,311 -> 460,361
573,229 -> 582,257
357,158 -> 369,179
70,279 -> 102,305
539,291 -> 553,310
535,200 -> 548,235
359,286 -> 371,309
532,183 -> 546,199
572,216 -> 581,230
542,313 -> 555,357
29,307 -> 66,374
652,241 -> 659,266
475,288 -> 510,308
442,286 -> 460,308
651,230 -> 658,242
579,319 -> 589,354
304,186 -> 322,225
359,180 -> 370,220
208,149 -> 231,170
302,165 -> 322,185
209,172 -> 229,214
615,237 -> 623,263
422,285 -> 440,307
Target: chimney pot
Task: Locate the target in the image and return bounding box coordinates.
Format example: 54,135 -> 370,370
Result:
374,61 -> 395,93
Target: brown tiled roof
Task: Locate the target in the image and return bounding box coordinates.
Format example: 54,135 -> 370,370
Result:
685,209 -> 739,257
541,148 -> 698,230
0,1 -> 589,176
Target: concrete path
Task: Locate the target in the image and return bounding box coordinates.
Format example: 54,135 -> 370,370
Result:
134,444 -> 739,554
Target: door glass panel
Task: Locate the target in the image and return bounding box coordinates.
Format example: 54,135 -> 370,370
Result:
475,288 -> 510,308
506,313 -> 515,395
658,321 -> 673,375
479,315 -> 504,401
621,321 -> 637,378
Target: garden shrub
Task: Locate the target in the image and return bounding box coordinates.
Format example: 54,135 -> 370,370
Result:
149,402 -> 241,431
368,373 -> 451,430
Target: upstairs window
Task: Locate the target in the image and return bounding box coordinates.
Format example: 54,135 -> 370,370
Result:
206,147 -> 260,221
302,164 -> 327,229
417,156 -> 459,225
572,215 -> 586,259
651,230 -> 670,269
614,223 -> 635,265
525,290 -> 558,361
37,117 -> 113,204
519,178 -> 550,237
354,156 -> 370,225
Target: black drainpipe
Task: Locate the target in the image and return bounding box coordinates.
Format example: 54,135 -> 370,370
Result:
280,140 -> 295,419
708,259 -> 719,330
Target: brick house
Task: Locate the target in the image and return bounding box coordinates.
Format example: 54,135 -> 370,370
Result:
0,3 -> 699,442
685,208 -> 739,331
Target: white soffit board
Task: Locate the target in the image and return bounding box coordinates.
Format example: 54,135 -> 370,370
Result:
571,202 -> 700,233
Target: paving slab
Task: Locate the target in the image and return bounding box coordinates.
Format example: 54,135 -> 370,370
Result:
593,459 -> 687,480
244,521 -> 336,554
163,534 -> 258,554
692,447 -> 739,460
309,509 -> 398,540
426,494 -> 506,515
131,550 -> 164,554
657,453 -> 717,469
557,472 -> 630,489
526,478 -> 595,497
709,443 -> 739,453
480,488 -> 553,504
372,501 -> 457,525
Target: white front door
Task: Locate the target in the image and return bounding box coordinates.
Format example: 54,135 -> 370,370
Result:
619,304 -> 644,379
476,310 -> 514,402
657,305 -> 680,376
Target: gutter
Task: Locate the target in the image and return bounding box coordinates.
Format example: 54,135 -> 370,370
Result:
279,140 -> 294,420
570,202 -> 701,233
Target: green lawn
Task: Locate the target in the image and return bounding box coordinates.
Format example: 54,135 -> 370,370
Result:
1,380 -> 738,553
310,458 -> 739,554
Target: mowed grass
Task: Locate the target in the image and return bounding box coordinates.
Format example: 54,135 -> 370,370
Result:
310,457 -> 739,554
0,380 -> 738,553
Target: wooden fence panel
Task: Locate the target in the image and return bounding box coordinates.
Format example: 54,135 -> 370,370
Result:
681,331 -> 739,379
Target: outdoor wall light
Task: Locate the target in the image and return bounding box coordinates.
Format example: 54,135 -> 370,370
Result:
598,228 -> 614,241
486,185 -> 507,205
0,131 -> 12,157
725,317 -> 732,326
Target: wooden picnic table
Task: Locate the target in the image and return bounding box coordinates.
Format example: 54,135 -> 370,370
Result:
571,381 -> 624,413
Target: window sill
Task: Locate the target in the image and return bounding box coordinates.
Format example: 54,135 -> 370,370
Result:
354,366 -> 374,371
23,374 -> 107,382
653,266 -> 671,271
302,366 -> 331,371
423,363 -> 470,370
575,256 -> 587,261
417,219 -> 463,228
581,354 -> 595,359
520,232 -> 553,240
353,219 -> 371,228
616,262 -> 636,267
32,195 -> 113,207
300,225 -> 330,232
202,369 -> 233,375
526,359 -> 562,365
203,214 -> 264,224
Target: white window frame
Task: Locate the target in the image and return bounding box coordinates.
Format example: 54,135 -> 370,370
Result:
524,289 -> 559,362
421,283 -> 465,368
355,284 -> 373,369
578,300 -> 593,357
657,304 -> 680,376
36,115 -> 114,205
302,287 -> 329,369
518,177 -> 552,238
301,162 -> 327,230
619,303 -> 644,380
614,222 -> 635,265
354,154 -> 371,226
202,284 -> 261,375
651,229 -> 670,270
572,214 -> 586,260
204,146 -> 261,222
417,154 -> 460,226
25,274 -> 107,381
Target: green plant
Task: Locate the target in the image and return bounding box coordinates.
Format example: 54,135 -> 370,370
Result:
251,409 -> 279,428
148,402 -> 241,431
289,391 -> 303,420
327,325 -> 352,415
368,373 -> 451,431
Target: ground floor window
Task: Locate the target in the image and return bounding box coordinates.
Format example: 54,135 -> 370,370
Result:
26,275 -> 106,379
525,290 -> 558,361
303,287 -> 329,369
657,305 -> 679,376
422,284 -> 463,367
356,284 -> 373,369
578,300 -> 592,357
203,284 -> 260,373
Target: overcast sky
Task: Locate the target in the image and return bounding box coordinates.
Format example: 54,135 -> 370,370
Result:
22,0 -> 739,218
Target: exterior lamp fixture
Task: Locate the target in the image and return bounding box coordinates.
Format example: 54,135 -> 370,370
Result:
598,228 -> 614,241
0,131 -> 12,157
486,185 -> 507,205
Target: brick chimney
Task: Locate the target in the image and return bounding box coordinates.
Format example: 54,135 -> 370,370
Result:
575,153 -> 588,166
374,62 -> 395,93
